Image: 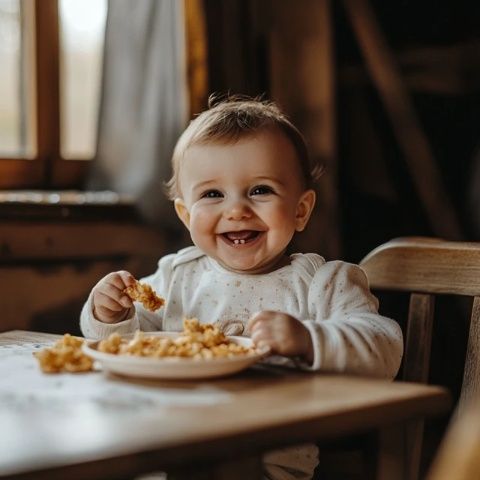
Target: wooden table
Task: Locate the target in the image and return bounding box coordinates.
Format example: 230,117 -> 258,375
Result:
0,331 -> 451,480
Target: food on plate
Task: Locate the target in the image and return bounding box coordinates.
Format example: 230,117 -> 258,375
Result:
34,334 -> 93,373
97,318 -> 255,360
124,280 -> 165,312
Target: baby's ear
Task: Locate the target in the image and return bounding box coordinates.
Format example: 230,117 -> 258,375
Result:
295,189 -> 316,232
174,198 -> 191,230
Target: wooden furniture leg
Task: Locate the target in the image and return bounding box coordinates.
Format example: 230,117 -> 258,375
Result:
375,424 -> 406,480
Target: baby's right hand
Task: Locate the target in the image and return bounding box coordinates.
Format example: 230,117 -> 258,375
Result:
92,271 -> 136,324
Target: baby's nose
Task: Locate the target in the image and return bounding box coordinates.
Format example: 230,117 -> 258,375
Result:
225,199 -> 253,220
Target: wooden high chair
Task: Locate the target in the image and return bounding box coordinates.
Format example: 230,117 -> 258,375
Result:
360,237 -> 480,479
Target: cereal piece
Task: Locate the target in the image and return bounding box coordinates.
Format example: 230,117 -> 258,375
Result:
98,332 -> 122,354
34,334 -> 94,373
124,280 -> 165,312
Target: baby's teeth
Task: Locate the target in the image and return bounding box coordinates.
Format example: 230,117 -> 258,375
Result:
232,238 -> 246,245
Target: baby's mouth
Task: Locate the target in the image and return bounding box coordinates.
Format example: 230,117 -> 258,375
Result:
222,230 -> 261,245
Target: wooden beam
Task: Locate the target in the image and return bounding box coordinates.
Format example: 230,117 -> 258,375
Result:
0,222 -> 165,261
316,0 -> 340,258
184,0 -> 208,117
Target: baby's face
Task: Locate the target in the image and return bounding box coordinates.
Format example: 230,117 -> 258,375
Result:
174,129 -> 316,274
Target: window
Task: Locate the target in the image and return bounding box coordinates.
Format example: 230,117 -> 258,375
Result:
0,0 -> 34,158
0,0 -> 107,189
59,0 -> 106,160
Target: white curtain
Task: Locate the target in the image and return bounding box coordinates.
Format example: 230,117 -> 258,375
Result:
88,0 -> 188,232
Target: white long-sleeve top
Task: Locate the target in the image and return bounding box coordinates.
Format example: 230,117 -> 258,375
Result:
81,246 -> 403,379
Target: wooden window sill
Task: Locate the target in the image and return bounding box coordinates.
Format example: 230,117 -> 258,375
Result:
0,190 -> 139,222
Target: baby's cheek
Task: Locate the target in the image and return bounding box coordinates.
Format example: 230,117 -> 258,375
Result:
269,209 -> 297,233
190,207 -> 213,233
189,210 -> 218,251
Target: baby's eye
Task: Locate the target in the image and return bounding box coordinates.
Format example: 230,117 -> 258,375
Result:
250,185 -> 274,196
201,190 -> 223,199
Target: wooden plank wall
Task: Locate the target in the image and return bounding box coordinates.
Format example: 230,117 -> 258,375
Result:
0,221 -> 166,334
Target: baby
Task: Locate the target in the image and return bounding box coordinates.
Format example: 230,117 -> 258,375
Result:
81,97 -> 403,480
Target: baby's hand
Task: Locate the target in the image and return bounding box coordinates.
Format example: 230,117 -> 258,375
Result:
247,311 -> 314,364
92,271 -> 136,324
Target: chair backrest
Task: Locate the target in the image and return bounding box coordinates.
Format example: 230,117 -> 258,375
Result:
360,237 -> 480,480
426,402 -> 480,480
360,236 -> 480,407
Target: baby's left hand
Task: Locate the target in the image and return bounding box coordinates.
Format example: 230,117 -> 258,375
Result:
247,311 -> 314,364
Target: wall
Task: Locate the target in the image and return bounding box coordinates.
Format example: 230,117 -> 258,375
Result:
0,200 -> 167,334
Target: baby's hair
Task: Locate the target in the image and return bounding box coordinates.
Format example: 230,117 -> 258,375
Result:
165,94 -> 324,200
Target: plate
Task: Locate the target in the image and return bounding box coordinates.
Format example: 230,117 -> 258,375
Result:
82,332 -> 270,380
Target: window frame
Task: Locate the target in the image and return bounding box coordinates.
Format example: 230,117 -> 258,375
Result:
1,0 -> 208,191
0,0 -> 93,190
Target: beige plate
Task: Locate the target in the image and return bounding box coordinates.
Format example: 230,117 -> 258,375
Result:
82,332 -> 270,380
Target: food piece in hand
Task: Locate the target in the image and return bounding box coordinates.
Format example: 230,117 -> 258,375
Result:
124,280 -> 165,312
34,334 -> 93,373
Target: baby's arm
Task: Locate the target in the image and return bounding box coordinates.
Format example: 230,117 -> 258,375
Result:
303,261 -> 403,379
